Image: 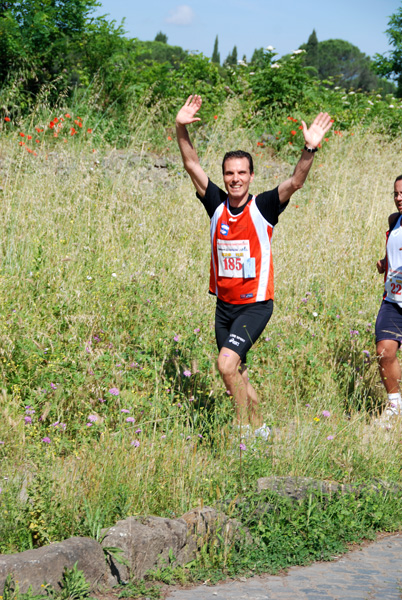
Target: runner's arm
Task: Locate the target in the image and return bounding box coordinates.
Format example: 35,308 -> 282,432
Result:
378,213 -> 400,273
176,95 -> 208,197
278,112 -> 332,204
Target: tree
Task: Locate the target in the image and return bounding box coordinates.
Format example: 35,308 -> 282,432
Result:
212,35 -> 220,64
154,31 -> 167,43
224,45 -> 237,67
301,35 -> 392,92
250,47 -> 265,68
0,0 -> 126,98
304,29 -> 319,70
374,6 -> 402,96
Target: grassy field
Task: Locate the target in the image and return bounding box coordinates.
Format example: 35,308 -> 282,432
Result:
1,100 -> 402,559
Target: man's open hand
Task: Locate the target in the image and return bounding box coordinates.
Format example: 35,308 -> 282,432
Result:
176,95 -> 202,127
301,112 -> 332,149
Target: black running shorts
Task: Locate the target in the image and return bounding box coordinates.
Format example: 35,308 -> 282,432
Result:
375,300 -> 402,346
215,298 -> 274,363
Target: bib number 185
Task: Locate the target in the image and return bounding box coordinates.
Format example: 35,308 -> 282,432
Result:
223,257 -> 242,271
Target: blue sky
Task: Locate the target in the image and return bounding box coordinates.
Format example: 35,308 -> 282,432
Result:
94,0 -> 401,62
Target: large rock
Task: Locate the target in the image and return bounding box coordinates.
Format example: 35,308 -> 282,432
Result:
256,476 -> 352,500
0,537 -> 108,594
101,516 -> 189,583
180,506 -> 252,554
257,476 -> 402,501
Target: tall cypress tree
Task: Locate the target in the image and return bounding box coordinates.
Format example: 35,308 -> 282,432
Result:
305,29 -> 319,70
212,35 -> 220,64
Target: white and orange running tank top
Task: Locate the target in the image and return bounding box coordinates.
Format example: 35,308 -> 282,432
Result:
209,196 -> 275,304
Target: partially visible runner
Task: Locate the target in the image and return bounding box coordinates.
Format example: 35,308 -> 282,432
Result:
176,95 -> 332,437
376,175 -> 402,421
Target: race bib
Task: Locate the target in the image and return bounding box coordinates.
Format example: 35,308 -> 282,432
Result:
217,239 -> 253,278
385,268 -> 402,302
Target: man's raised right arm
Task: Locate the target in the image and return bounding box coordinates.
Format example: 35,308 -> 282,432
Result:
175,95 -> 208,197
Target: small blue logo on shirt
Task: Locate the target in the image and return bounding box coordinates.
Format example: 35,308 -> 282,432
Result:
220,223 -> 229,236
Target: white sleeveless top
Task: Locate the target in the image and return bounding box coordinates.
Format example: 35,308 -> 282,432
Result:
385,214 -> 402,306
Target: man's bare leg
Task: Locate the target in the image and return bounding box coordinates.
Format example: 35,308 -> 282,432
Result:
217,347 -> 249,425
377,339 -> 401,393
376,339 -> 402,418
240,364 -> 262,428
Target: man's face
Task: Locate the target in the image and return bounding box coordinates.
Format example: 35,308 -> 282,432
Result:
395,180 -> 402,213
223,157 -> 254,203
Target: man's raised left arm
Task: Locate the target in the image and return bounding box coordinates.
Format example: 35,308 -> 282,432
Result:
278,112 -> 332,204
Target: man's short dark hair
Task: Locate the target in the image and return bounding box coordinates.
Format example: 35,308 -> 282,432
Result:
222,151 -> 254,175
395,175 -> 402,184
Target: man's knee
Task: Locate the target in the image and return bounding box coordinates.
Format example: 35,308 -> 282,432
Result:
217,349 -> 241,379
377,340 -> 399,363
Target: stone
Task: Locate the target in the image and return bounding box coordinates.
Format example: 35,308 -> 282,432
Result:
256,476 -> 351,500
154,157 -> 167,168
180,506 -> 251,555
0,537 -> 108,595
101,515 -> 189,584
256,476 -> 402,501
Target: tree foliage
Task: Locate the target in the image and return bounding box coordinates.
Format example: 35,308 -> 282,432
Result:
302,33 -> 394,93
154,31 -> 168,43
374,5 -> 402,96
0,0 -> 126,101
212,35 -> 220,64
224,45 -> 238,67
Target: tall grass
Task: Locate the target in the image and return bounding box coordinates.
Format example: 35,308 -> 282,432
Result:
0,99 -> 401,554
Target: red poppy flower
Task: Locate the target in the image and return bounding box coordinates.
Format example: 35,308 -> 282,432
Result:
65,113 -> 71,118
4,117 -> 10,122
19,141 -> 25,146
54,117 -> 59,123
36,139 -> 40,144
87,128 -> 92,134
49,122 -> 55,129
299,125 -> 303,130
70,127 -> 77,135
324,137 -> 329,142
167,135 -> 172,141
27,135 -> 32,140
19,132 -> 25,137
214,115 -> 218,120
291,130 -> 296,135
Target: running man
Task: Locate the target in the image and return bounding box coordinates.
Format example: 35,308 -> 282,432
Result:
376,175 -> 402,420
176,95 -> 332,437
